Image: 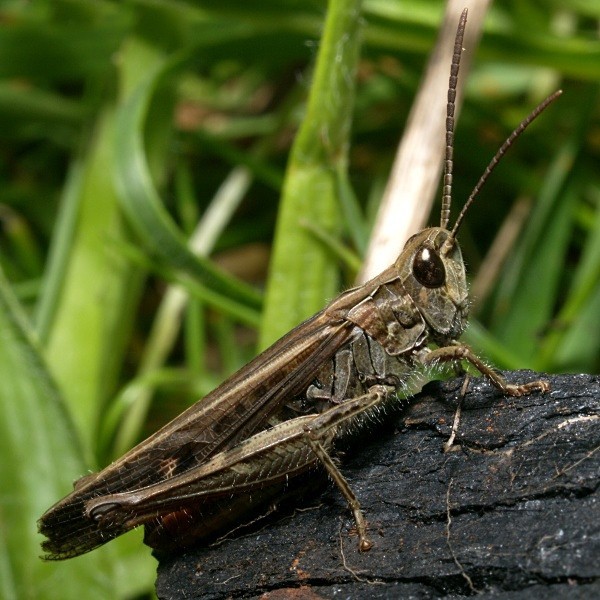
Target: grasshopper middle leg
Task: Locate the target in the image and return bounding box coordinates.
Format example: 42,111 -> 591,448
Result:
303,384 -> 395,551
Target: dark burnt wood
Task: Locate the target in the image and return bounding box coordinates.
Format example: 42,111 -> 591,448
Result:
156,371 -> 600,599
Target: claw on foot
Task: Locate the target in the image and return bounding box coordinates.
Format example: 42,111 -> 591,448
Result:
505,380 -> 550,397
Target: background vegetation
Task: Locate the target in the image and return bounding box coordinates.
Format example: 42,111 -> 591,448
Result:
1,0 -> 598,598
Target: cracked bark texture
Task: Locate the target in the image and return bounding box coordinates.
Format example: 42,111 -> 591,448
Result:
155,371 -> 599,599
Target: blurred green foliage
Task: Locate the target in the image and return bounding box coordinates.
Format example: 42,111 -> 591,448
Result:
0,0 -> 598,598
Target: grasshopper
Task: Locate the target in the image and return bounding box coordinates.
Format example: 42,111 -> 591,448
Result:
39,9 -> 556,560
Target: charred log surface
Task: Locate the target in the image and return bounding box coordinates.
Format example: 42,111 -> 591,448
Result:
156,371 -> 600,599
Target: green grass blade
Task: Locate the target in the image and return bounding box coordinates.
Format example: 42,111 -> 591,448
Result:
488,139 -> 579,363
108,164 -> 255,458
538,187 -> 600,371
336,166 -> 370,255
0,268 -> 116,599
40,106 -> 145,460
114,51 -> 263,312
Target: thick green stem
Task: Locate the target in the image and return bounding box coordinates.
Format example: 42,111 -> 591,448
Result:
259,0 -> 364,348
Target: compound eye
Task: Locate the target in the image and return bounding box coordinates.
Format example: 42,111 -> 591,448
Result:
412,246 -> 446,288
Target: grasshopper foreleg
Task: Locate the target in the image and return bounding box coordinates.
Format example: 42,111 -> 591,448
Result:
423,343 -> 550,396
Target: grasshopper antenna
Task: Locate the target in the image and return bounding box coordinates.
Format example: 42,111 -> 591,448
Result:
439,8 -> 468,230
442,88 -> 563,254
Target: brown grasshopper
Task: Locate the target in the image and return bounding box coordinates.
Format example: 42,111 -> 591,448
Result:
39,9 -> 557,560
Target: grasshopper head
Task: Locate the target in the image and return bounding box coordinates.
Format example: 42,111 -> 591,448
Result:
395,227 -> 468,342
388,7 -> 469,344
388,8 -> 561,344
